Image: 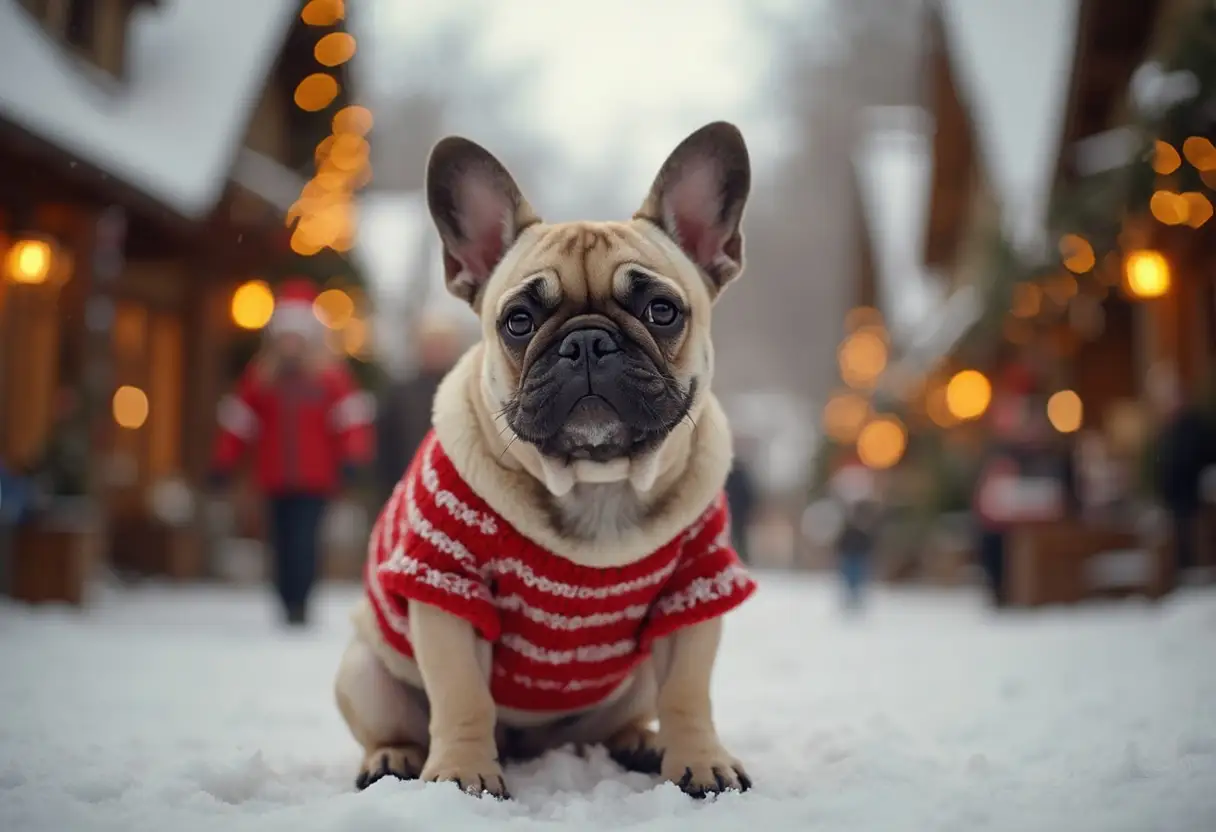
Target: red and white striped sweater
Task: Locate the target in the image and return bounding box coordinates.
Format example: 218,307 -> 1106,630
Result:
365,430 -> 757,713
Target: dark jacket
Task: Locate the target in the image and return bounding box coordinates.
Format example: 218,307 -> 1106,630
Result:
374,371 -> 445,505
1157,408 -> 1214,511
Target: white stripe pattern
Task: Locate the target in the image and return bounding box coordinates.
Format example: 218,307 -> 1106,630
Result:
381,545 -> 491,604
495,593 -> 650,630
216,395 -> 259,440
419,439 -> 499,535
496,665 -> 632,693
655,563 -> 752,616
499,633 -> 637,666
490,556 -> 679,600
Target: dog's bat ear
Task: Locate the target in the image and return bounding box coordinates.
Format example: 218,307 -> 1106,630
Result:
635,121 -> 751,295
425,137 -> 541,307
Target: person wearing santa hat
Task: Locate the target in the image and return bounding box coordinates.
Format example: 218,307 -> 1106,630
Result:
210,278 -> 374,626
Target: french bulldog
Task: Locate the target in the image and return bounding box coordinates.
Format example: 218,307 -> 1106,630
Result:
335,121 -> 757,800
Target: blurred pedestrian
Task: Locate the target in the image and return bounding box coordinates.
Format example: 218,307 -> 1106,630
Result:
724,453 -> 758,564
1148,364 -> 1214,578
837,496 -> 882,611
209,279 -> 374,627
373,315 -> 465,506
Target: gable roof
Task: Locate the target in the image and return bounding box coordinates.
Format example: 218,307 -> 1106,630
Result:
0,0 -> 298,220
937,0 -> 1083,255
852,106 -> 942,344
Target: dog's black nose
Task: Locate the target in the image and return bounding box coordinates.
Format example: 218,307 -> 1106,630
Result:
557,328 -> 620,363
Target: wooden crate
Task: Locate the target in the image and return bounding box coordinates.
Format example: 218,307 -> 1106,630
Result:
1006,520 -> 1173,607
10,503 -> 100,606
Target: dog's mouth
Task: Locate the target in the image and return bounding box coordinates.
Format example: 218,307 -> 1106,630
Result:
506,379 -> 697,467
540,395 -> 634,463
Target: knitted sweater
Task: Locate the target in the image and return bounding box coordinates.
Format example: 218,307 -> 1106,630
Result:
365,430 -> 757,713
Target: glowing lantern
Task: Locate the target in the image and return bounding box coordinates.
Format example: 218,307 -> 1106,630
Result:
231,280 -> 275,330
945,370 -> 991,422
5,238 -> 53,285
1124,250 -> 1170,300
1046,390 -> 1083,434
856,416 -> 907,470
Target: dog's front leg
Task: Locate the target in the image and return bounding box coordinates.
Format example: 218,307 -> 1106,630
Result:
409,601 -> 508,798
655,616 -> 752,797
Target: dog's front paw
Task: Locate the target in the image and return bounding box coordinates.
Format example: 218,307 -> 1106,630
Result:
356,744 -> 426,790
660,740 -> 752,798
421,742 -> 510,799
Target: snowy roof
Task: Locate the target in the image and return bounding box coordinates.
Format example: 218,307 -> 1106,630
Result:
853,107 -> 944,345
937,0 -> 1082,254
0,0 -> 298,219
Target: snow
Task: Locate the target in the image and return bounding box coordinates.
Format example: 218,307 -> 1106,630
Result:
2,577 -> 1215,831
0,0 -> 298,219
938,0 -> 1082,256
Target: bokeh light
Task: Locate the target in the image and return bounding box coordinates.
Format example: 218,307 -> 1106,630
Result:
1151,140 -> 1181,174
5,238 -> 52,285
313,288 -> 355,329
945,369 -> 991,421
231,280 -> 275,330
315,33 -> 357,67
856,416 -> 907,470
1182,136 -> 1216,172
822,391 -> 870,443
332,105 -> 374,136
838,329 -> 888,389
294,73 -> 339,112
112,385 -> 149,430
301,0 -> 344,26
1124,249 -> 1170,299
1046,390 -> 1083,433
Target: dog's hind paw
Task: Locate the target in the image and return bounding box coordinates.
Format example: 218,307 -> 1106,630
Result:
606,723 -> 664,775
355,744 -> 426,791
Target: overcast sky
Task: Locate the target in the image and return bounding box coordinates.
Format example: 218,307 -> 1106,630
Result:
358,0 -> 816,214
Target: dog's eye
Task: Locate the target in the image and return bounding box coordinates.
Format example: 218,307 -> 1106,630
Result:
644,299 -> 681,328
503,310 -> 535,339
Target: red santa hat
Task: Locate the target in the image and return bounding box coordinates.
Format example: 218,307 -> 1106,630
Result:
268,278 -> 323,340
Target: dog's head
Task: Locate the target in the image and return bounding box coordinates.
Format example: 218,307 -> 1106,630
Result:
425,122 -> 750,495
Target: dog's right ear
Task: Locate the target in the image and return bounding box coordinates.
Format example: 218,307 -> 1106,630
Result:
425,137 -> 541,307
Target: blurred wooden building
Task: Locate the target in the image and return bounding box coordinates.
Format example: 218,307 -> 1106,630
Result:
0,0 -> 356,601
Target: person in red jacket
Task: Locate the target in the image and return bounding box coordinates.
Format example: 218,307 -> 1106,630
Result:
210,278 -> 374,626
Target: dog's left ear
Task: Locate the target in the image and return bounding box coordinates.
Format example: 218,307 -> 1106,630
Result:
426,136 -> 541,308
635,121 -> 751,294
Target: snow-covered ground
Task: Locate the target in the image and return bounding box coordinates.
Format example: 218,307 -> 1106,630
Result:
1,575 -> 1214,832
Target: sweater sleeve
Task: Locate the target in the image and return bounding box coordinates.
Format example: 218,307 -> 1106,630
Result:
642,493 -> 757,646
373,437 -> 501,643
211,367 -> 261,475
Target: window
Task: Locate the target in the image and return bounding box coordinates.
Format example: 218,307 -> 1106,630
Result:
65,0 -> 95,51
